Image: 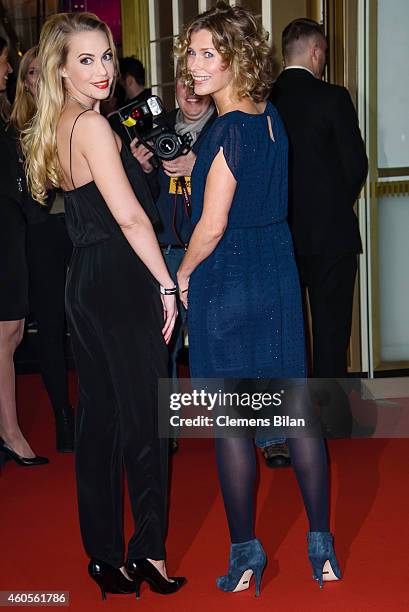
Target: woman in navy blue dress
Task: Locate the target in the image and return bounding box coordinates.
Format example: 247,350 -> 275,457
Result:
177,3 -> 341,595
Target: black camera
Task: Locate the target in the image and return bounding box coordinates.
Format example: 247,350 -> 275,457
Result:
116,95 -> 192,164
139,125 -> 192,161
116,95 -> 165,138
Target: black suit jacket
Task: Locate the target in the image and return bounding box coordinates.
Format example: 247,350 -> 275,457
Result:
269,68 -> 367,256
0,121 -> 51,225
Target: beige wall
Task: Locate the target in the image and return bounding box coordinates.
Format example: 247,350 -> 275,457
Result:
270,0 -> 309,63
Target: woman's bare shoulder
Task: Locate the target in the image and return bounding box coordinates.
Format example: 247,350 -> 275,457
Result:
80,111 -> 122,151
62,109 -> 121,152
74,109 -> 110,133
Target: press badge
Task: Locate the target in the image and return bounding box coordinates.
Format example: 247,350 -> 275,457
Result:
169,176 -> 191,195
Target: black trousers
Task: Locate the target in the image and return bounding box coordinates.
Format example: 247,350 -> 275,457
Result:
297,254 -> 357,378
26,214 -> 73,416
66,237 -> 169,567
297,254 -> 358,437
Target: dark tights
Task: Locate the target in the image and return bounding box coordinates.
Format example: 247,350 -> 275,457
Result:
215,435 -> 328,543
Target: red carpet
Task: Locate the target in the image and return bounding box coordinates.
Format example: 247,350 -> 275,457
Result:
1,372 -> 409,611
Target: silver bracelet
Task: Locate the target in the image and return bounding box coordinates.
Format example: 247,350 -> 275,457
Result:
160,285 -> 177,295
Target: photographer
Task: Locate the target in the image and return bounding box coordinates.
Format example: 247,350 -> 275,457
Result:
131,72 -> 216,386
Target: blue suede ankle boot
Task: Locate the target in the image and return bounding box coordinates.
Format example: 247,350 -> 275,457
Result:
216,538 -> 266,596
307,532 -> 342,588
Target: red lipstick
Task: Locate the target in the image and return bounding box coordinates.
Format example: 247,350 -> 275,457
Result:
92,80 -> 109,89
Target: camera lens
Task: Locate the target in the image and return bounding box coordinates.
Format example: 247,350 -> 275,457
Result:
156,133 -> 179,159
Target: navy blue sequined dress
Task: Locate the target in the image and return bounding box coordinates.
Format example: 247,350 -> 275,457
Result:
188,102 -> 306,379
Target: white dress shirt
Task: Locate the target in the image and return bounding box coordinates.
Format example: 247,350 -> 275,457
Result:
284,65 -> 315,77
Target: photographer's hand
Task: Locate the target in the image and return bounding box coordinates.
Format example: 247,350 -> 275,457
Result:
130,137 -> 155,173
163,150 -> 196,178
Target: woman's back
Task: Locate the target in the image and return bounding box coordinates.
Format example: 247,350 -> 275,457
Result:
191,101 -> 288,228
188,102 -> 305,379
58,109 -> 159,247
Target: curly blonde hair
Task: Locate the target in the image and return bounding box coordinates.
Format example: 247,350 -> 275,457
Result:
175,1 -> 274,102
22,12 -> 119,204
10,46 -> 38,131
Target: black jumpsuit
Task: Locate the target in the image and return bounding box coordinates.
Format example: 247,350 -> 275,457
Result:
64,112 -> 168,567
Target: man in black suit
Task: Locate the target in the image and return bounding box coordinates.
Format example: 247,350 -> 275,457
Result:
264,19 -> 367,462
271,18 -> 367,378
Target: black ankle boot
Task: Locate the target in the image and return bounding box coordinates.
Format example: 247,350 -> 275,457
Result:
55,406 -> 74,453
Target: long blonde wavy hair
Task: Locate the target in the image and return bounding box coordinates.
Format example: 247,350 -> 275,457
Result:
22,12 -> 118,204
175,1 -> 275,103
10,46 -> 38,131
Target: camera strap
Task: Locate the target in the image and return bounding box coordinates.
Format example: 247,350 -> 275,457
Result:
170,176 -> 192,250
176,176 -> 192,219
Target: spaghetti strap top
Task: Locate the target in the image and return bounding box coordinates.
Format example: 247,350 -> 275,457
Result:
63,111 -> 160,248
69,108 -> 92,189
64,108 -> 126,247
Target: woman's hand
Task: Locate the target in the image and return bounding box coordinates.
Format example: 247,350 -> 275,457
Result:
177,273 -> 189,309
130,137 -> 155,173
161,294 -> 178,343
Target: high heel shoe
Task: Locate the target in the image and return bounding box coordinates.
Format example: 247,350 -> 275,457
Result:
0,440 -> 49,466
307,531 -> 342,588
88,559 -> 136,599
216,538 -> 266,596
125,559 -> 186,598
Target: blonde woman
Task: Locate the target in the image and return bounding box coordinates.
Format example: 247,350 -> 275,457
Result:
0,37 -> 48,467
10,46 -> 38,128
23,13 -> 185,599
176,2 -> 341,595
11,47 -> 75,453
